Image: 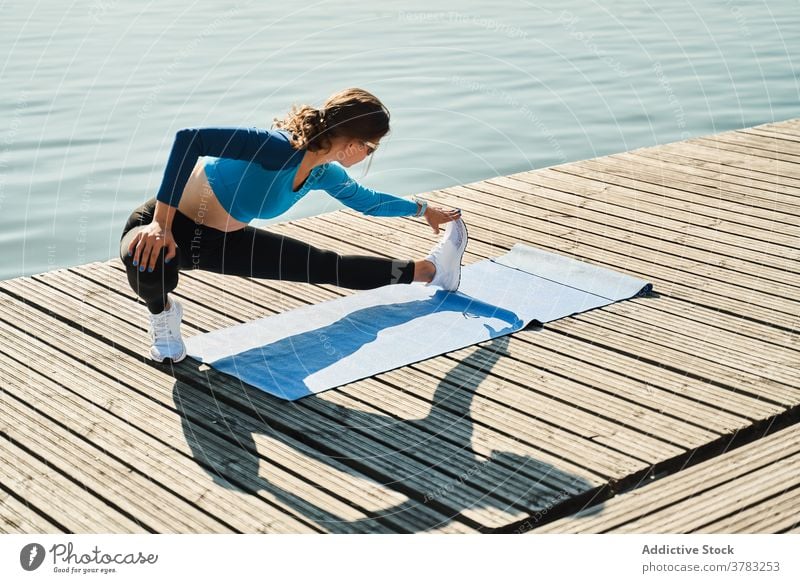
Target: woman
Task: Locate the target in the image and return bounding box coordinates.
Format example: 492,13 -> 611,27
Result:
121,88 -> 468,363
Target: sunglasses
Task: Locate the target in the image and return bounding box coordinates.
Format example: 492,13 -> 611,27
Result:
359,140 -> 379,177
363,140 -> 378,155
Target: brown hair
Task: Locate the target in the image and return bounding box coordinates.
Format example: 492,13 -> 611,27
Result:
272,87 -> 390,152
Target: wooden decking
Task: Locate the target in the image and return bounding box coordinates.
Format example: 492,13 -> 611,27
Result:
535,423 -> 800,533
1,119 -> 798,533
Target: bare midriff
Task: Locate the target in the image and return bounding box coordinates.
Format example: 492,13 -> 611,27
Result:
177,162 -> 248,232
176,155 -> 312,232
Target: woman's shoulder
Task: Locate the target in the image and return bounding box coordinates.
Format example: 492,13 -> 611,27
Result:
316,161 -> 352,186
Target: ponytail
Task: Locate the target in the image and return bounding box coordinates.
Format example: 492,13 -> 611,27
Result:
273,87 -> 390,152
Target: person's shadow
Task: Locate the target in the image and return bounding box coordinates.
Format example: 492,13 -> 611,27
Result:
174,327 -> 603,532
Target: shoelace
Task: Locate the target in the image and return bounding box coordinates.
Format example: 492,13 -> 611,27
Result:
429,222 -> 463,259
428,224 -> 453,258
150,311 -> 177,341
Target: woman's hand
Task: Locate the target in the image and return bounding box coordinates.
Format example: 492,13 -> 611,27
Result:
423,205 -> 462,235
127,220 -> 177,272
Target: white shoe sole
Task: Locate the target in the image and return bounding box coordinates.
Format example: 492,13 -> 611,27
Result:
149,343 -> 187,364
453,219 -> 468,289
428,219 -> 469,291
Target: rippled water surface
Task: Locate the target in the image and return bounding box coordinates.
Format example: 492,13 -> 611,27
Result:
1,0 -> 798,279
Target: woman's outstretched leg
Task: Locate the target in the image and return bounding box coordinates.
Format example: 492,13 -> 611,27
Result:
210,219 -> 467,291
207,225 -> 415,288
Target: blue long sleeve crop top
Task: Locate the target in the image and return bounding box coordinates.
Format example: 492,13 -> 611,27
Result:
154,126 -> 419,222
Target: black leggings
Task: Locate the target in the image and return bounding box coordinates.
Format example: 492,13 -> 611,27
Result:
119,198 -> 416,313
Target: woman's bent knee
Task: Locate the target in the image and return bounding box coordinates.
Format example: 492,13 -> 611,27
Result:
120,226 -> 182,273
122,246 -> 179,277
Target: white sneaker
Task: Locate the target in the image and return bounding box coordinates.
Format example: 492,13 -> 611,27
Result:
148,298 -> 187,363
425,218 -> 468,291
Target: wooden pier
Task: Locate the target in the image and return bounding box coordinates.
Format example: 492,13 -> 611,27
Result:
1,119 -> 798,533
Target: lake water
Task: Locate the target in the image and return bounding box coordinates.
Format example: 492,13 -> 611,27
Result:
1,0 -> 798,280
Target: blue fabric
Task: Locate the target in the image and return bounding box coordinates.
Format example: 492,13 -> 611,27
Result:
185,244 -> 653,401
311,161 -> 419,218
154,126 -> 418,221
203,156 -> 315,223
155,127 -> 303,208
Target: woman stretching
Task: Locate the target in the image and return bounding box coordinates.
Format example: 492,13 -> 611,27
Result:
120,88 -> 468,363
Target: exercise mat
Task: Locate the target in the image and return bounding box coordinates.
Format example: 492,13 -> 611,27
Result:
185,243 -> 652,400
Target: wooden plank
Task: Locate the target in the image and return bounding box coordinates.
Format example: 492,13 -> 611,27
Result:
696,133 -> 800,167
448,173 -> 798,280
613,454 -> 799,533
455,177 -> 800,306
597,273 -> 800,351
699,487 -> 800,533
607,296 -> 799,361
576,309 -> 799,388
727,128 -> 800,153
0,288 -> 472,533
504,169 -> 800,253
545,316 -> 799,407
0,488 -> 65,533
0,436 -> 146,533
631,147 -> 800,192
1,352 -> 238,533
638,141 -> 800,184
395,355 -> 688,462
678,140 -> 800,179
564,157 -> 800,225
750,119 -> 800,139
515,322 -> 782,422
482,174 -> 800,286
349,182 -> 800,316
699,132 -> 800,163
535,424 -> 800,533
624,150 -> 800,206
625,148 -> 800,201
0,434 -> 148,533
742,127 -> 800,146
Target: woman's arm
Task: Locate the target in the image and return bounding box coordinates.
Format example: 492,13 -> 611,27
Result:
317,162 -> 419,216
318,163 -> 461,233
